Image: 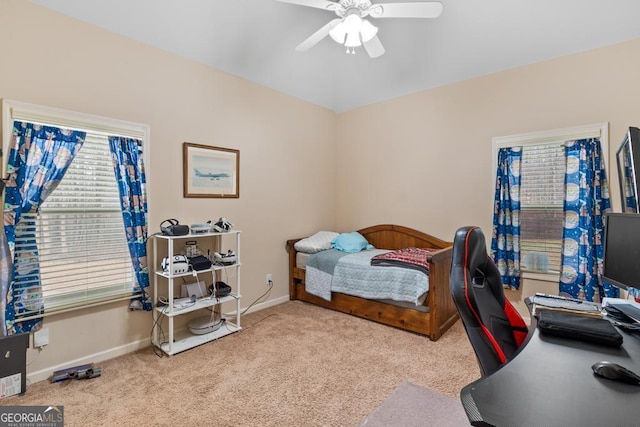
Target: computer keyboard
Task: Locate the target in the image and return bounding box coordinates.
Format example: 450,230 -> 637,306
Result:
534,293 -> 584,303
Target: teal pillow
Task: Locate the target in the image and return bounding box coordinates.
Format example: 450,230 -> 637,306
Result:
332,232 -> 373,253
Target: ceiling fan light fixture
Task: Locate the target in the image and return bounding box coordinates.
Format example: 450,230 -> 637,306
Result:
343,13 -> 362,30
344,28 -> 362,47
329,22 -> 347,44
329,14 -> 377,51
360,19 -> 377,42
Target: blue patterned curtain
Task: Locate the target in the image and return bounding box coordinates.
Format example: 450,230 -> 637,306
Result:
108,136 -> 150,310
559,138 -> 617,302
2,121 -> 85,335
491,147 -> 522,289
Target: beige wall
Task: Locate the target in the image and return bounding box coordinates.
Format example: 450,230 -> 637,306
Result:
0,1 -> 336,381
2,0 -> 640,382
335,37 -> 640,318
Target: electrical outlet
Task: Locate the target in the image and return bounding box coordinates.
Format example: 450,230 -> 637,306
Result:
34,328 -> 49,348
266,273 -> 272,285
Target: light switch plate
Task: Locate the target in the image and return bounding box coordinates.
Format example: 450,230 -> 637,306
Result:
34,328 -> 49,348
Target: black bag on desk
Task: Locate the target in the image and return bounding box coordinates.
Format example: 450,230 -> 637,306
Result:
537,310 -> 623,348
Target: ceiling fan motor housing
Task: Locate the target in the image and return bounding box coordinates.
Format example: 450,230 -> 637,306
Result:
333,0 -> 374,18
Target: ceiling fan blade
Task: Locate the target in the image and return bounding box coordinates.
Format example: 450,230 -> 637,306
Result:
278,0 -> 339,11
363,35 -> 385,58
295,19 -> 342,52
369,2 -> 443,18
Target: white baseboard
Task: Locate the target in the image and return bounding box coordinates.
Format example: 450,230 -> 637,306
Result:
223,295 -> 290,317
27,337 -> 150,385
27,296 -> 290,385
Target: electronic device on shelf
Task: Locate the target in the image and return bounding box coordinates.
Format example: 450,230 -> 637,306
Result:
181,281 -> 207,299
188,308 -> 222,335
211,217 -> 234,232
189,255 -> 212,271
209,281 -> 232,298
161,255 -> 189,275
213,250 -> 236,265
172,296 -> 196,309
190,223 -> 210,234
160,218 -> 189,236
185,240 -> 198,258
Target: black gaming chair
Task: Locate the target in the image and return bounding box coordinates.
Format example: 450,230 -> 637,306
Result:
449,226 -> 529,377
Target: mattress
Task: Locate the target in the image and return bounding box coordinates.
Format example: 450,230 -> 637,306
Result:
295,251 -> 429,312
296,252 -> 311,270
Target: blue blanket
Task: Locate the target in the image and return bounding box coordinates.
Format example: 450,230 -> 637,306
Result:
305,249 -> 349,301
305,249 -> 429,304
306,249 -> 349,274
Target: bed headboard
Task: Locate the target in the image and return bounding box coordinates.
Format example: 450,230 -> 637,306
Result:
357,224 -> 451,251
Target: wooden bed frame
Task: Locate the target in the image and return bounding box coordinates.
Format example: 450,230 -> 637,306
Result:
286,224 -> 459,341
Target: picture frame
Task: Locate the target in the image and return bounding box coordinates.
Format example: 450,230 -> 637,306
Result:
183,142 -> 239,198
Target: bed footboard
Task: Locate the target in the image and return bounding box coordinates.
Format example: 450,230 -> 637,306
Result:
424,246 -> 458,340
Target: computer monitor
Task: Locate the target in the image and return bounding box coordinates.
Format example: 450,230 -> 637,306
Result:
602,213 -> 640,291
616,127 -> 640,213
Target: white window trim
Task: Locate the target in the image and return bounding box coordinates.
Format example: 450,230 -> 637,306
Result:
491,122 -> 609,283
1,98 -> 152,316
2,98 -> 151,197
2,98 -> 149,141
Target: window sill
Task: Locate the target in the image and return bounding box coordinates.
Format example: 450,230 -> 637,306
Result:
16,285 -> 141,322
522,270 -> 560,283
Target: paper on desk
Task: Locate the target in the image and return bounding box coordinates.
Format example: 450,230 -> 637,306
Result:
530,296 -> 603,318
530,296 -> 601,312
602,298 -> 640,323
602,297 -> 640,308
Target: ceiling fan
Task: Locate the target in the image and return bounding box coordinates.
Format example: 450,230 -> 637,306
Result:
278,0 -> 443,58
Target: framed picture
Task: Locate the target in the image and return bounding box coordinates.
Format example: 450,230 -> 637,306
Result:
183,143 -> 239,198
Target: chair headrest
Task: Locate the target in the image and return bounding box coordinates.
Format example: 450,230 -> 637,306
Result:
452,226 -> 488,272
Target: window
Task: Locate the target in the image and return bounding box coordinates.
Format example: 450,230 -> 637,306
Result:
492,123 -> 608,281
2,99 -> 150,319
520,143 -> 565,273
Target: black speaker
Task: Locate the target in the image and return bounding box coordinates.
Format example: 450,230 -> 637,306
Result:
209,281 -> 232,298
189,255 -> 212,271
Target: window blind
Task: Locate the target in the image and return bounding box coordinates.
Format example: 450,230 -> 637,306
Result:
519,143 -> 566,273
13,134 -> 139,320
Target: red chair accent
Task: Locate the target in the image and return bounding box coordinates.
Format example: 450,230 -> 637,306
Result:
450,226 -> 529,376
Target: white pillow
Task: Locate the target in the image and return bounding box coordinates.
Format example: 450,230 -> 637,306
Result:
294,231 -> 339,254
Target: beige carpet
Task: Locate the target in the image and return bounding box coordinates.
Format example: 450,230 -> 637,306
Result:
3,301 -> 479,426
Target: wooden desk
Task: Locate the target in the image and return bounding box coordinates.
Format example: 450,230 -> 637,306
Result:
460,306 -> 640,426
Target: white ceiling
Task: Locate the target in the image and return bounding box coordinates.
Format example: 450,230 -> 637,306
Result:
29,0 -> 640,113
